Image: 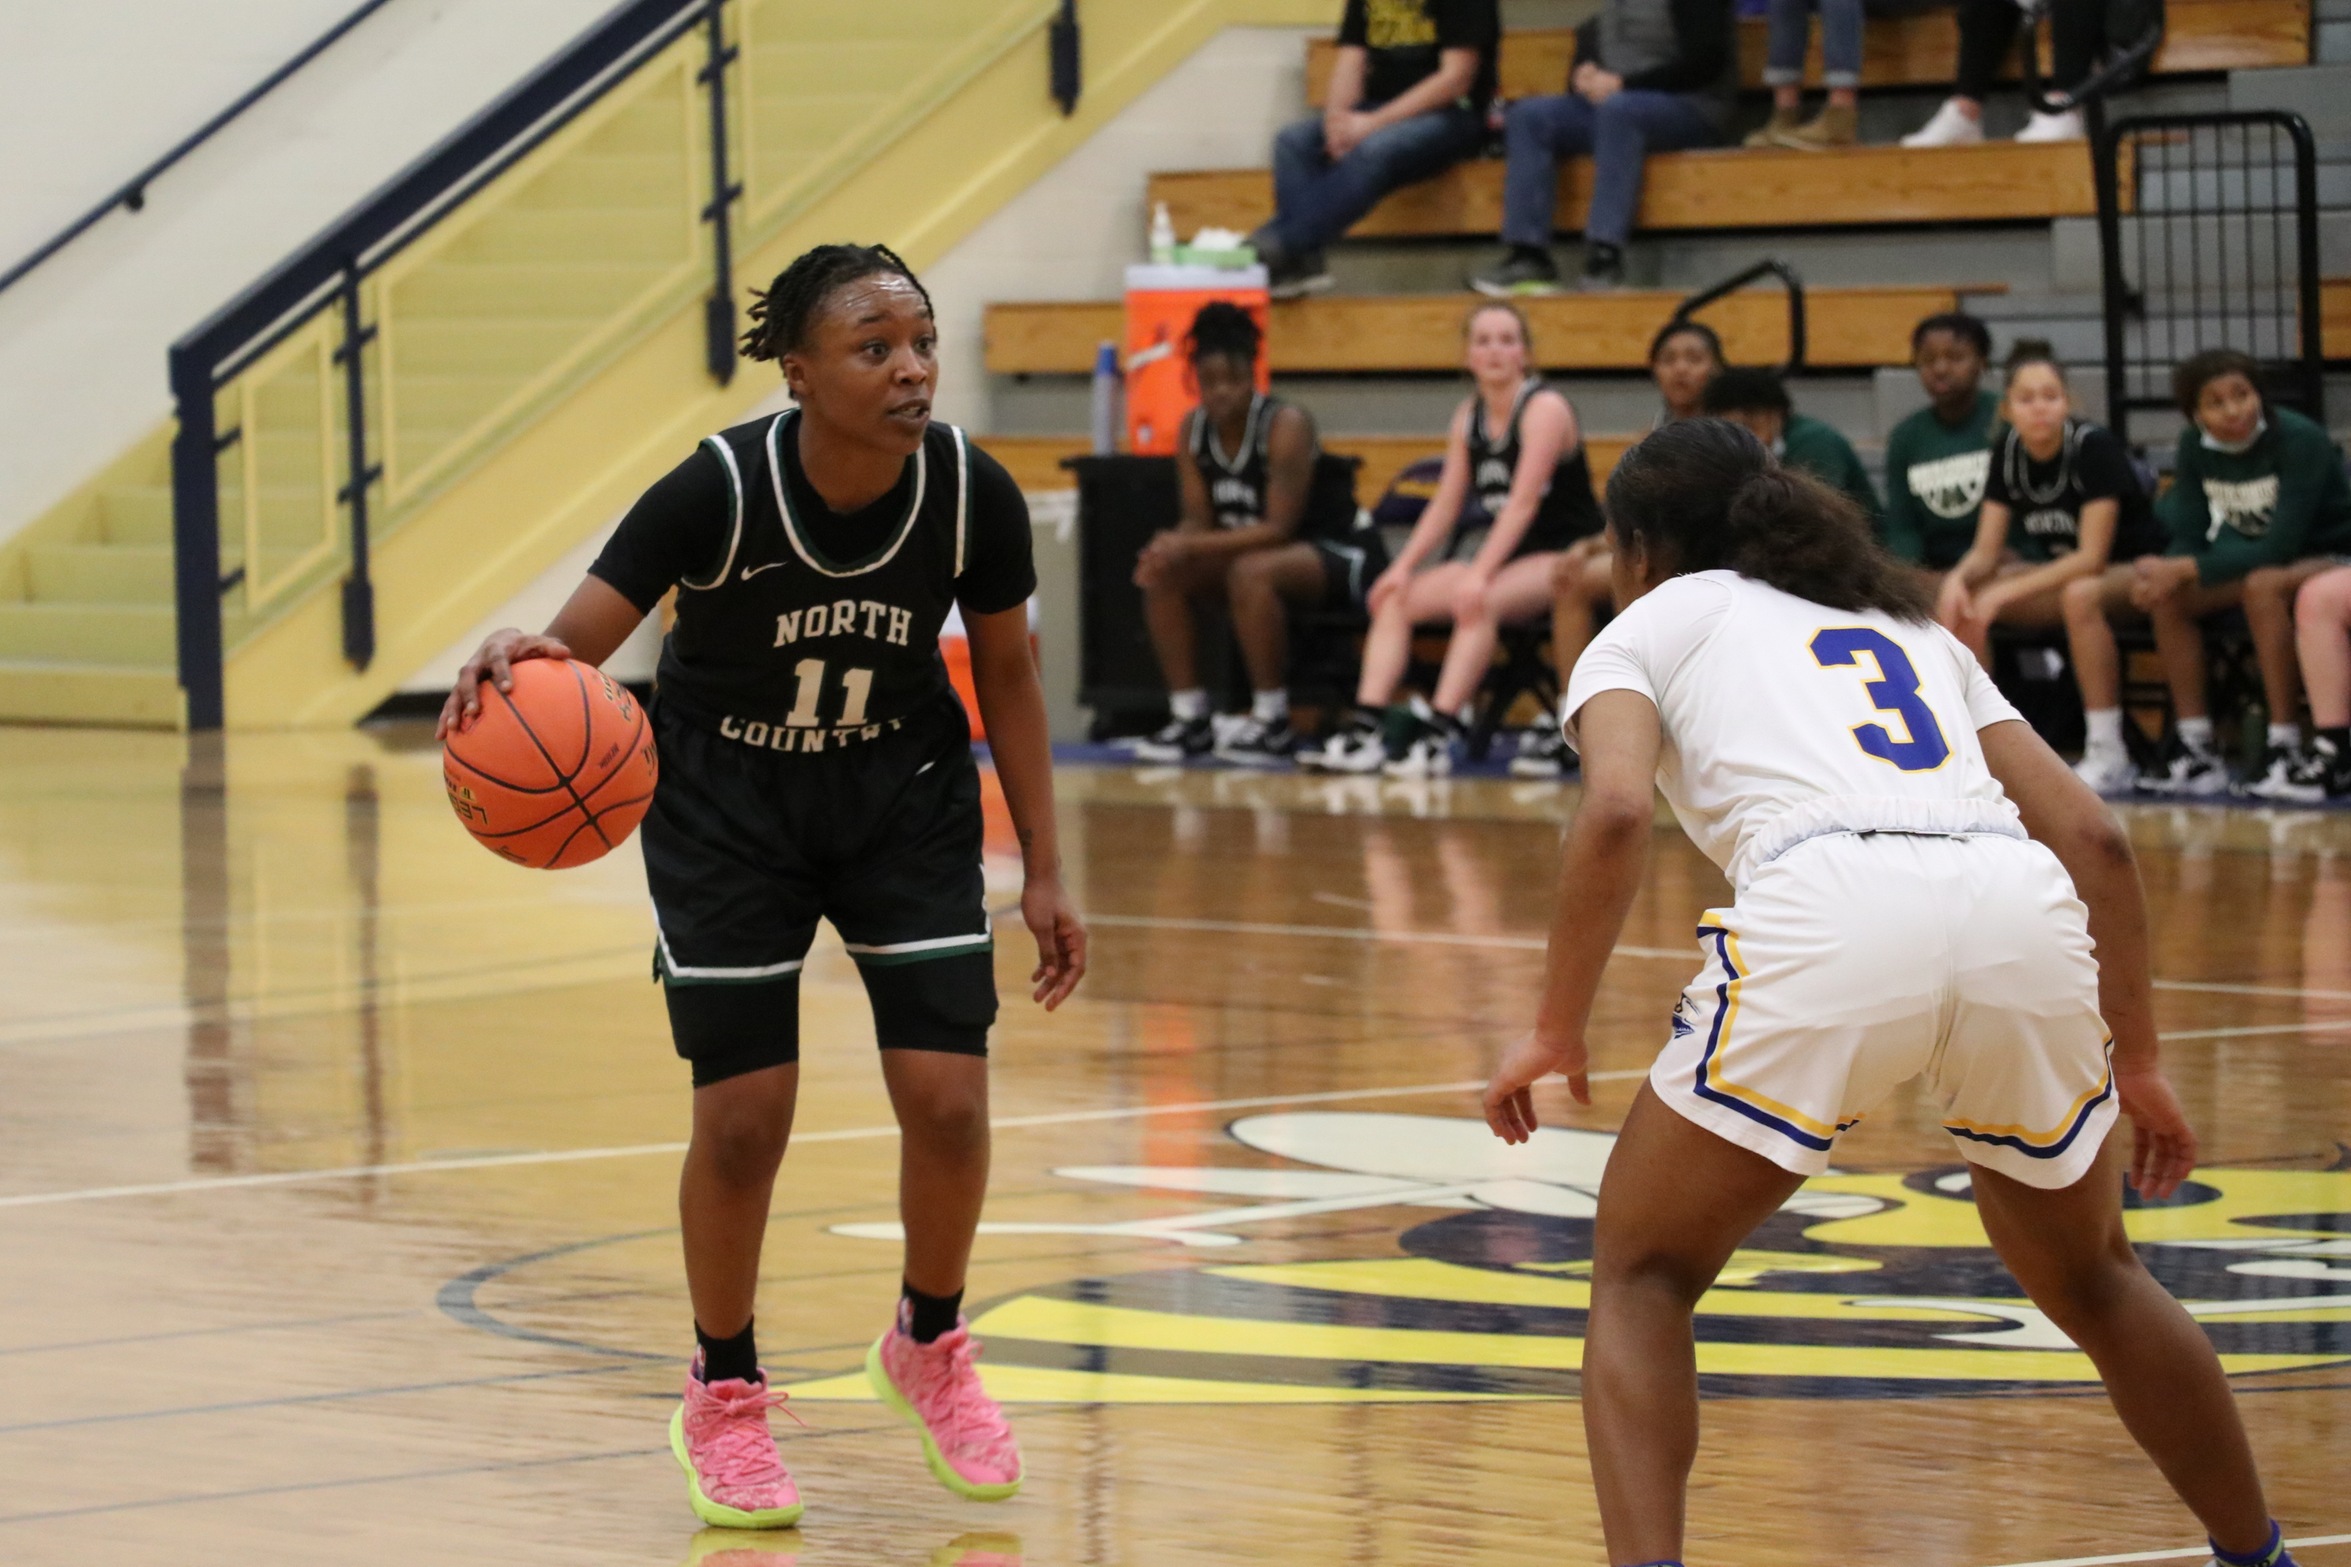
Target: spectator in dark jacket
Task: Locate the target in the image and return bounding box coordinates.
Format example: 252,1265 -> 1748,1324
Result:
1469,0 -> 1736,294
1251,0 -> 1499,300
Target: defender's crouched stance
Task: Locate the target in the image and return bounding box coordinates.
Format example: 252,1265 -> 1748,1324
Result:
442,244 -> 1086,1528
1483,420 -> 2296,1567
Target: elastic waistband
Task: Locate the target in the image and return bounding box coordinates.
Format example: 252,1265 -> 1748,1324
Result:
1733,794 -> 2027,890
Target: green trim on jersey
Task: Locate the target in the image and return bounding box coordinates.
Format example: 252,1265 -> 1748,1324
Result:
767,409 -> 931,577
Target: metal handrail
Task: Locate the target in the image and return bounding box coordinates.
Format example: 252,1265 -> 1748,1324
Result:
1672,258 -> 1807,375
2015,0 -> 2164,117
2092,109 -> 2322,446
0,0 -> 399,297
170,0 -> 718,728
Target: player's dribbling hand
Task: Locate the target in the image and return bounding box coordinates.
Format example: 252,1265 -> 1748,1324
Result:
1022,874 -> 1088,1011
1481,1029 -> 1590,1145
439,626 -> 572,739
2114,1061 -> 2199,1201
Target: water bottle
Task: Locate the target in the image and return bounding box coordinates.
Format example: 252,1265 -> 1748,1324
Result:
1089,340 -> 1121,454
1148,201 -> 1176,264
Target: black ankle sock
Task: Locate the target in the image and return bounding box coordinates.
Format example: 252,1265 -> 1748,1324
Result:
695,1317 -> 760,1384
902,1282 -> 964,1344
2321,725 -> 2349,755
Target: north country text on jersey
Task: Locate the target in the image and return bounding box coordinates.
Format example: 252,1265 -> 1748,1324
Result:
718,711 -> 909,752
771,598 -> 916,649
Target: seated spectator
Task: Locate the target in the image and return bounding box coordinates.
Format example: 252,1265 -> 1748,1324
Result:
1509,316 -> 1726,781
1469,0 -> 1737,294
1748,0 -> 1861,151
1250,0 -> 1498,300
1882,310 -> 1998,580
1297,302 -> 1602,777
1648,318 -> 1724,424
2116,349 -> 2351,799
1935,341 -> 2155,749
1700,367 -> 1882,523
1904,0 -> 2139,147
2288,566 -> 2351,799
1134,304 -> 1385,765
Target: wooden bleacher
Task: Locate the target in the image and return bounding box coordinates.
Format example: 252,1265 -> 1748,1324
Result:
1150,138 -> 2101,241
986,285 -> 1990,376
1304,0 -> 2309,102
985,432 -> 1632,504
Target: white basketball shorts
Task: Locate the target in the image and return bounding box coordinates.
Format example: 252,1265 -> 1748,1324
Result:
1651,831 -> 2118,1189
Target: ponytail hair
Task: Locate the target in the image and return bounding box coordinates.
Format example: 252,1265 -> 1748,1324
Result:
1604,419 -> 1934,621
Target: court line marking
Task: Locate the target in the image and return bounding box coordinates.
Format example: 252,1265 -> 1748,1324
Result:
1977,1533 -> 2351,1567
0,1074 -> 1646,1212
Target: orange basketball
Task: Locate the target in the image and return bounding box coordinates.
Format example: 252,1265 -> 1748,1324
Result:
442,659 -> 658,869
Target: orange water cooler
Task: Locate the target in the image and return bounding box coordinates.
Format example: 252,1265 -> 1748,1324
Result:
1122,263 -> 1269,455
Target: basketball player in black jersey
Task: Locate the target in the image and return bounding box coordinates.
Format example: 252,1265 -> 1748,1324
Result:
1132,303 -> 1383,766
438,244 -> 1085,1529
1298,300 -> 1600,778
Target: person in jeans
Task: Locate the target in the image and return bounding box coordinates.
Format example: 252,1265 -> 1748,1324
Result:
1904,0 -> 2135,147
1251,0 -> 1498,300
1469,0 -> 1736,295
1748,0 -> 1863,150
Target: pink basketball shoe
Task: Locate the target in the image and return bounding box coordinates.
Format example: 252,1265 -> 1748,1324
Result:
670,1357 -> 805,1529
865,1305 -> 1023,1500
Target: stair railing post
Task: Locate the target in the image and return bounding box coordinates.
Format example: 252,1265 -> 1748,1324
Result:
335,265 -> 381,670
698,0 -> 743,385
170,347 -> 227,731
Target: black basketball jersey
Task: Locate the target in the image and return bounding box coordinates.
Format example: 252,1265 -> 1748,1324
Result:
1189,394 -> 1288,530
652,410 -> 990,752
1464,378 -> 1601,554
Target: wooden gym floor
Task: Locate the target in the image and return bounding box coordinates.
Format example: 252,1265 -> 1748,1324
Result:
1,723 -> 2347,1566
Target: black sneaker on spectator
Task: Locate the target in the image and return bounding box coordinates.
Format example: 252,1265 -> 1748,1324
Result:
1382,708 -> 1458,780
1470,247 -> 1562,298
1296,712 -> 1385,774
1507,724 -> 1575,780
1214,715 -> 1297,767
2136,740 -> 2230,797
1132,714 -> 1213,763
2315,735 -> 2351,798
1577,242 -> 1624,293
1266,248 -> 1333,301
2238,741 -> 2329,804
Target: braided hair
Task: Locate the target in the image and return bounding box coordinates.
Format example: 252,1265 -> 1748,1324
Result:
740,242 -> 933,363
1187,300 -> 1261,371
1605,419 -> 1933,620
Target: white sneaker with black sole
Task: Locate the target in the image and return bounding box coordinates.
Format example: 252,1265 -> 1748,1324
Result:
1132,714 -> 1213,763
1296,720 -> 1386,774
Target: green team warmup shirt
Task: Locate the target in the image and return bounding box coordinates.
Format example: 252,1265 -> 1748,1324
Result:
1882,390 -> 1997,569
2158,405 -> 2351,586
1780,414 -> 1882,526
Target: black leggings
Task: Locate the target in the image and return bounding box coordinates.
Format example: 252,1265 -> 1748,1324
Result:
1954,0 -> 2107,102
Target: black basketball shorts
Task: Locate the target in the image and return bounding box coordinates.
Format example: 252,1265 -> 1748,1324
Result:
641,694 -> 998,1087
1311,530 -> 1389,610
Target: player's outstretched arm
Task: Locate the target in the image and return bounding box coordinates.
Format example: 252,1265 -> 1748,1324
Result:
1979,717 -> 2197,1198
1485,689 -> 1660,1144
966,604 -> 1087,1011
436,576 -> 645,739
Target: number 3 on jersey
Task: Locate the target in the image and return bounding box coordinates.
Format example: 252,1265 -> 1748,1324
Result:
1809,627 -> 1951,772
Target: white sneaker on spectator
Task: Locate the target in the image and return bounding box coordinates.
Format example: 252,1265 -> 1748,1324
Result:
2238,742 -> 2327,804
2071,746 -> 2137,796
1901,98 -> 1984,149
1296,720 -> 1385,775
2138,743 -> 2230,797
2016,109 -> 2086,144
1382,733 -> 1454,780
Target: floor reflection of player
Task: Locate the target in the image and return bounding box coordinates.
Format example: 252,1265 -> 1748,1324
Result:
1484,419 -> 2302,1567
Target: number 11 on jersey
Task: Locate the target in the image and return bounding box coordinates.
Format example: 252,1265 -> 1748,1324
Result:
1809,627 -> 1952,772
784,658 -> 875,728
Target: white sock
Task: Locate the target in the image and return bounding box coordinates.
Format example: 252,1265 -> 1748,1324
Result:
2177,715 -> 2216,753
2084,708 -> 2124,751
1169,688 -> 1208,722
1251,688 -> 1289,723
2267,722 -> 2300,749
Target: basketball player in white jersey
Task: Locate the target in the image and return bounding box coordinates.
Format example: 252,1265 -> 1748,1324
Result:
1484,419 -> 2298,1567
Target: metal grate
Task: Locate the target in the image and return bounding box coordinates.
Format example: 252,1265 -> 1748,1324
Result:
2094,110 -> 2322,446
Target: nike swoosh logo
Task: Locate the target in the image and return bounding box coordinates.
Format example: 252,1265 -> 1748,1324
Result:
915,761 -> 936,775
740,560 -> 789,581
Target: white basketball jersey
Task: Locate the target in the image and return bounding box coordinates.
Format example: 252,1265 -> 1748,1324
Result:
1562,570 -> 2028,889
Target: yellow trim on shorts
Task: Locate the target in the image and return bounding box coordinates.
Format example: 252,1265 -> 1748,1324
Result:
1941,1040 -> 2116,1146
1695,917 -> 1865,1142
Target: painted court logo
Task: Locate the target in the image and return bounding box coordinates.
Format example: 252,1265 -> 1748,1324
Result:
798,1112 -> 2351,1405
